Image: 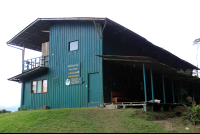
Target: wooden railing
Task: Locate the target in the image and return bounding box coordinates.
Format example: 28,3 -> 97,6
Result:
22,55 -> 49,72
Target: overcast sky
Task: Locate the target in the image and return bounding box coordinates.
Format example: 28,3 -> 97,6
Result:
0,0 -> 200,106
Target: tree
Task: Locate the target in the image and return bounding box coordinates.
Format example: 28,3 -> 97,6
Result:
193,38 -> 200,76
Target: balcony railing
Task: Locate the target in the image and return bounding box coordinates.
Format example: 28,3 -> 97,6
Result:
22,55 -> 49,72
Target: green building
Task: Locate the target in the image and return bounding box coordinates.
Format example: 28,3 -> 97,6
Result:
7,17 -> 200,110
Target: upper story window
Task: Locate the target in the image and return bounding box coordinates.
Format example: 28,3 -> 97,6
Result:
31,79 -> 48,94
69,41 -> 78,51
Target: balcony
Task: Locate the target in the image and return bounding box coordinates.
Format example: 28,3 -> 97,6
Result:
22,55 -> 49,72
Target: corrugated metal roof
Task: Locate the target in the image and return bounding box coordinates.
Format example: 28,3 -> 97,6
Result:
6,17 -> 198,69
6,17 -> 145,51
96,55 -> 200,80
7,66 -> 49,82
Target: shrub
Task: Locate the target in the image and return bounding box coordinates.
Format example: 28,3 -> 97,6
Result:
183,96 -> 200,125
18,107 -> 20,111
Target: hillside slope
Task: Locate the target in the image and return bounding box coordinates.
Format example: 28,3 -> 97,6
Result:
0,108 -> 199,133
0,104 -> 19,112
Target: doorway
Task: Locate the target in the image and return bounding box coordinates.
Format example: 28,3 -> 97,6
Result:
88,73 -> 100,107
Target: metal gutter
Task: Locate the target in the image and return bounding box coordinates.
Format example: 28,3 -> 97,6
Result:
39,17 -> 106,21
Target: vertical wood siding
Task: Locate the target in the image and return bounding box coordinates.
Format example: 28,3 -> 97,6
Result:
22,21 -> 103,109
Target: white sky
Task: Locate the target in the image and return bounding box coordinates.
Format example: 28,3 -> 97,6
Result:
0,0 -> 199,106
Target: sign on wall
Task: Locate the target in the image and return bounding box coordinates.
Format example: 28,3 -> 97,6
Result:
66,63 -> 82,86
65,77 -> 82,86
67,63 -> 80,78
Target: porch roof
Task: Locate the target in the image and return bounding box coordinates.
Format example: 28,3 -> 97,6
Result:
7,66 -> 49,82
96,55 -> 200,82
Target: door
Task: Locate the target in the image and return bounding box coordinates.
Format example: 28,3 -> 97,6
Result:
23,81 -> 31,109
88,73 -> 100,107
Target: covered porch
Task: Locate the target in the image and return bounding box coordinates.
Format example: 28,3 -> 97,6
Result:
98,55 -> 200,111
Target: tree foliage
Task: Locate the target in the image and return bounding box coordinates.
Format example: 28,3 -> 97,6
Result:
193,38 -> 200,46
193,38 -> 200,77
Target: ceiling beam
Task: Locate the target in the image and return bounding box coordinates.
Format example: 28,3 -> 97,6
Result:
24,31 -> 49,40
18,23 -> 50,46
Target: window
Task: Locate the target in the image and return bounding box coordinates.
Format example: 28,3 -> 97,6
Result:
69,41 -> 78,51
31,79 -> 48,93
52,77 -> 59,86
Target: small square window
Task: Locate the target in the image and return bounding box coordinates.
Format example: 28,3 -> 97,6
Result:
52,77 -> 59,86
69,41 -> 78,51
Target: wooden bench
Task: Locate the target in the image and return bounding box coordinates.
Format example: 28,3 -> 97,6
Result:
111,91 -> 132,103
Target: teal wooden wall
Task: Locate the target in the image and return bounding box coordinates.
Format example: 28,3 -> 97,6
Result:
21,21 -> 103,109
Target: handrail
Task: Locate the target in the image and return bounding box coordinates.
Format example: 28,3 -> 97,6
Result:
22,55 -> 49,71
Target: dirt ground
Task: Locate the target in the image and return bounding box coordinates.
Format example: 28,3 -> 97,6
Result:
153,117 -> 200,132
133,110 -> 200,133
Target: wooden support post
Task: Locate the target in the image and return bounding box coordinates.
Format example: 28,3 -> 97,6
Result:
171,77 -> 175,103
150,105 -> 154,112
35,58 -> 36,68
180,80 -> 183,103
178,95 -> 180,103
22,44 -> 25,72
143,104 -> 147,112
123,105 -> 126,109
162,71 -> 166,103
160,105 -> 164,112
171,106 -> 175,112
168,106 -> 172,112
31,59 -> 32,69
143,63 -> 147,102
116,105 -> 120,109
93,20 -> 102,39
23,44 -> 25,61
150,66 -> 154,103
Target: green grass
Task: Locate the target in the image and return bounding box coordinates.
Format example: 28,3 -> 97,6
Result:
0,108 -> 199,133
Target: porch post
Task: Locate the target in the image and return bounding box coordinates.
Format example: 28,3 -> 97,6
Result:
162,71 -> 166,103
143,63 -> 147,102
180,80 -> 183,103
150,66 -> 154,103
23,44 -> 25,61
22,44 -> 25,72
20,82 -> 24,110
171,77 -> 175,103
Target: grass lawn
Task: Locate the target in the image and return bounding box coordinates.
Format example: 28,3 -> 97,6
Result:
0,107 -> 199,133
